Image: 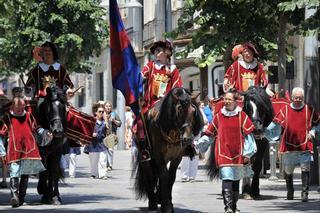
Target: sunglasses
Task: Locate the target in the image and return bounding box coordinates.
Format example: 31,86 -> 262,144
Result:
97,111 -> 104,113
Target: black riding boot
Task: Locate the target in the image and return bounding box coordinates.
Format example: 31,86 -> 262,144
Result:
232,191 -> 240,213
285,173 -> 294,200
301,171 -> 309,202
139,140 -> 151,162
223,189 -> 234,213
10,178 -> 20,208
18,175 -> 29,206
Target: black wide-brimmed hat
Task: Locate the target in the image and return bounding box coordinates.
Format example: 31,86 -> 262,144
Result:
242,42 -> 259,57
150,39 -> 173,55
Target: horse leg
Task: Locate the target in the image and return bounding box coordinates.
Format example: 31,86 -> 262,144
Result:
251,138 -> 268,199
168,158 -> 182,202
52,179 -> 62,205
242,177 -> 252,199
158,164 -> 174,213
38,171 -> 52,204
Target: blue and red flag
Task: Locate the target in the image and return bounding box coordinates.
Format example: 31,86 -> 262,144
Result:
109,0 -> 143,115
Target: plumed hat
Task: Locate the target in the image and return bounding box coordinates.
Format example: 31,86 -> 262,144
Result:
231,44 -> 244,60
150,39 -> 173,55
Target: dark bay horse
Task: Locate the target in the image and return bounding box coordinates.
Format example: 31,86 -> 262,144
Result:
241,86 -> 274,199
36,85 -> 67,204
133,87 -> 204,213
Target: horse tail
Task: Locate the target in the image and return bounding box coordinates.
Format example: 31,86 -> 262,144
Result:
132,156 -> 156,200
206,143 -> 219,180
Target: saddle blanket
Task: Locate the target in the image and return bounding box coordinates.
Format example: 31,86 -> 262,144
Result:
66,106 -> 96,145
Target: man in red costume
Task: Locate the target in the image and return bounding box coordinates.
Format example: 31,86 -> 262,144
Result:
223,42 -> 268,93
135,39 -> 183,161
266,87 -> 320,202
0,91 -> 53,207
199,89 -> 256,213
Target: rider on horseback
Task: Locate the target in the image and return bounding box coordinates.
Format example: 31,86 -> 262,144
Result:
25,41 -> 74,102
223,42 -> 268,93
135,39 -> 183,161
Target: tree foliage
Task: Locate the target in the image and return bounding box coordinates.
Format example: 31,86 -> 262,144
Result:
172,0 -> 318,68
0,0 -> 108,76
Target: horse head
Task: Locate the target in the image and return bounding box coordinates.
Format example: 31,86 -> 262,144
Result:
242,86 -> 274,135
41,85 -> 67,138
158,87 -> 204,145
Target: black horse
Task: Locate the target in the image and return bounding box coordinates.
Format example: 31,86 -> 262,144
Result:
133,87 -> 204,213
241,86 -> 274,199
36,85 -> 67,204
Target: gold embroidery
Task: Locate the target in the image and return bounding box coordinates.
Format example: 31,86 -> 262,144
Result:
241,72 -> 256,91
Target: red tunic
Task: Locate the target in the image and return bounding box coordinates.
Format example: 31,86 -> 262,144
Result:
224,60 -> 268,92
205,109 -> 255,167
274,105 -> 320,153
141,61 -> 183,114
26,63 -> 74,97
0,112 -> 42,163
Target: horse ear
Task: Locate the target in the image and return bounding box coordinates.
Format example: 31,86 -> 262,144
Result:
190,92 -> 201,101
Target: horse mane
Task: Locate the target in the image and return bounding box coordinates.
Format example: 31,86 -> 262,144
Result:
157,87 -> 188,132
243,86 -> 274,127
157,87 -> 203,136
191,100 -> 204,136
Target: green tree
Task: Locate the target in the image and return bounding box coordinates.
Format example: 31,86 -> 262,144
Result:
172,0 -> 319,90
0,0 -> 108,76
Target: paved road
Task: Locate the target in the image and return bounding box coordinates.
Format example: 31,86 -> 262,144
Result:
0,150 -> 319,212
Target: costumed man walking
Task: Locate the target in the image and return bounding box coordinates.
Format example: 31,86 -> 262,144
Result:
265,87 -> 320,202
224,42 -> 270,199
135,39 -> 183,161
0,89 -> 53,207
197,89 -> 257,213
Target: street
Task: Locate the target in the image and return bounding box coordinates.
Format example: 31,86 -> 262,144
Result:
0,150 -> 320,212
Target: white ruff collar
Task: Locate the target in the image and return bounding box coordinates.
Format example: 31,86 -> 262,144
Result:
39,62 -> 61,72
10,110 -> 26,117
221,106 -> 242,117
238,58 -> 258,70
290,103 -> 305,110
154,61 -> 176,73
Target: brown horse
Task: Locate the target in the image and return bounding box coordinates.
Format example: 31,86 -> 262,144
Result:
133,87 -> 204,213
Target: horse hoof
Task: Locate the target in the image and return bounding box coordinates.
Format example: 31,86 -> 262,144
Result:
41,196 -> 51,204
242,193 -> 253,200
11,196 -> 20,208
148,201 -> 158,210
52,196 -> 62,205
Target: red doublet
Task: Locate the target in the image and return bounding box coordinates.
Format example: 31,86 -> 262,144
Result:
0,113 -> 41,163
274,105 -> 320,153
141,61 -> 183,114
224,60 -> 268,92
205,110 -> 254,167
26,64 -> 73,97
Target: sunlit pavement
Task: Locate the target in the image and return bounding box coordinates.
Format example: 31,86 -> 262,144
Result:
0,150 -> 319,212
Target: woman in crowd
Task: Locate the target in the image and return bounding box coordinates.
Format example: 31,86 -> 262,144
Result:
104,101 -> 121,171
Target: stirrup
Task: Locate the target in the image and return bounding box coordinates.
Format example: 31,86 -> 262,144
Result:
141,150 -> 151,162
